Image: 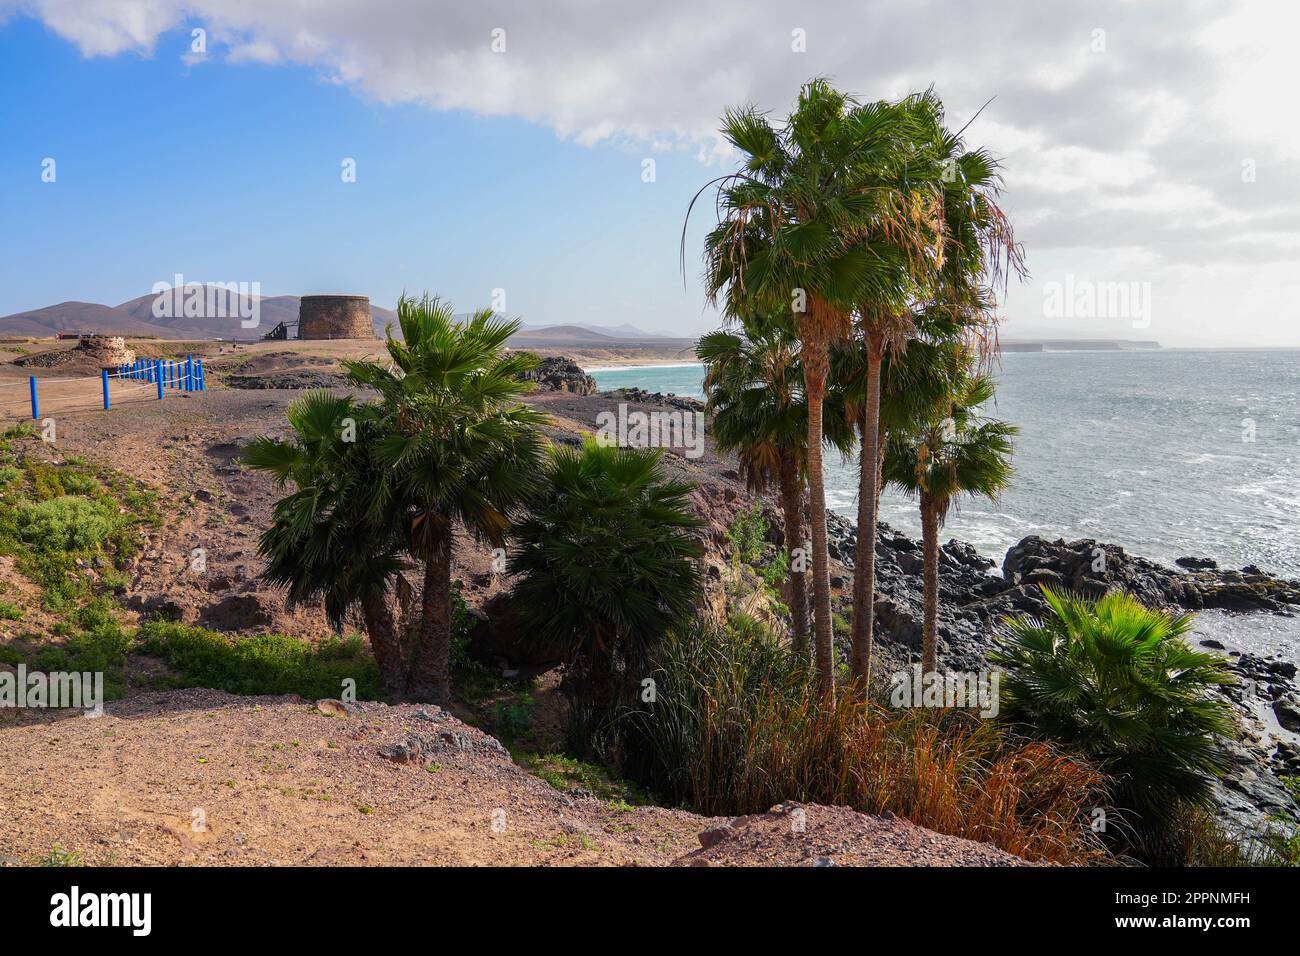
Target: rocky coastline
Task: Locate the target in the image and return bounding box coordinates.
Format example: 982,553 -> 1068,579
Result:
818,513 -> 1300,835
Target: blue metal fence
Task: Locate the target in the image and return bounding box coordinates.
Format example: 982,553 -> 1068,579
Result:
1,356 -> 207,420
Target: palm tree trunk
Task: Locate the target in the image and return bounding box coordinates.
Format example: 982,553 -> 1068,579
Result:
776,445 -> 809,658
407,523 -> 453,704
851,335 -> 884,694
921,493 -> 940,675
359,591 -> 406,698
803,338 -> 835,701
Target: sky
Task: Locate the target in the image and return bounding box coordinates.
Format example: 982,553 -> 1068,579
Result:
0,0 -> 1298,346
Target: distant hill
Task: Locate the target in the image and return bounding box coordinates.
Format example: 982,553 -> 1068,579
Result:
0,289 -> 397,339
1001,339 -> 1161,352
519,321 -> 668,339
0,291 -> 667,342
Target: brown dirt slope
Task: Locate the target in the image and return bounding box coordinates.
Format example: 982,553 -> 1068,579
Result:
0,689 -> 1034,867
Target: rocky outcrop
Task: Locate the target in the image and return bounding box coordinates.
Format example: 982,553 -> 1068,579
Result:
604,386 -> 703,413
17,335 -> 135,369
226,369 -> 351,390
675,801 -> 1036,867
1003,536 -> 1300,614
519,356 -> 597,395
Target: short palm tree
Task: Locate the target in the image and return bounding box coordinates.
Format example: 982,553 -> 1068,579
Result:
245,393 -> 409,695
697,320 -> 815,653
992,588 -> 1235,857
345,294 -> 548,703
696,79 -> 919,701
883,363 -> 1015,673
509,440 -> 703,731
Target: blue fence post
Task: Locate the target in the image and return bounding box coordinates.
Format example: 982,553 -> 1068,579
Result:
186,356 -> 194,392
102,369 -> 111,410
28,376 -> 38,420
156,361 -> 164,399
197,359 -> 205,391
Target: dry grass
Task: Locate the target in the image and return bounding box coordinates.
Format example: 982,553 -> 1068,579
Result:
615,624 -> 1110,865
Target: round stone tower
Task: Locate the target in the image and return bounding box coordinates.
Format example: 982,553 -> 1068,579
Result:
297,294 -> 375,340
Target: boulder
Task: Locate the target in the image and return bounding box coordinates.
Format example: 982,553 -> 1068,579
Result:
518,356 -> 597,395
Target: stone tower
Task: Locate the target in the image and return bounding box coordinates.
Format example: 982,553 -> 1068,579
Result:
297,294 -> 375,340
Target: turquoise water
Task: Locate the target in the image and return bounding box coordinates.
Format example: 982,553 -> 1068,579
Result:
591,350 -> 1300,580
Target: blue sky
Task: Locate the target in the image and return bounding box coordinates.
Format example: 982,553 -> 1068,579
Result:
0,16 -> 715,334
1,2 -> 1297,345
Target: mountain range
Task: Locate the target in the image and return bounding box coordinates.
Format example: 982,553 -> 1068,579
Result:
0,290 -> 674,343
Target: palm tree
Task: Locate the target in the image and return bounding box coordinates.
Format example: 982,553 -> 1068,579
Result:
847,93 -> 1025,693
245,393 -> 409,695
694,79 -> 919,700
697,321 -> 815,653
509,439 -> 703,737
992,588 -> 1234,860
883,363 -> 1015,673
345,294 -> 548,704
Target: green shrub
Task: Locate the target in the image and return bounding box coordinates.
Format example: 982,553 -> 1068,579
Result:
32,616 -> 132,700
0,600 -> 23,620
137,620 -> 381,701
492,693 -> 535,745
17,496 -> 118,551
991,587 -> 1235,863
522,753 -> 652,806
727,504 -> 769,565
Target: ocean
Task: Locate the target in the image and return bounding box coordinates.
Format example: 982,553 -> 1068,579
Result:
591,349 -> 1300,658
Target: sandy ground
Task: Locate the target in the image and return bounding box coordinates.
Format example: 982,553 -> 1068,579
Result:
0,690 -> 712,867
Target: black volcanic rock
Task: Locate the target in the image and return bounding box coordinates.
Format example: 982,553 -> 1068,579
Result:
518,355 -> 597,395
1003,535 -> 1300,614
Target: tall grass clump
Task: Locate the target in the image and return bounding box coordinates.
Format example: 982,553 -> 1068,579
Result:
614,619 -> 1108,864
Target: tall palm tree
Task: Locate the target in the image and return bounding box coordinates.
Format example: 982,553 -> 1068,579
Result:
345,294 -> 548,704
847,92 -> 1025,693
883,364 -> 1016,673
245,393 -> 409,695
694,79 -> 919,701
509,439 -> 703,737
697,321 -> 814,652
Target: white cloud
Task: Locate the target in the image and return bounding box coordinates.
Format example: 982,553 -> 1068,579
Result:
7,0 -> 1300,343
